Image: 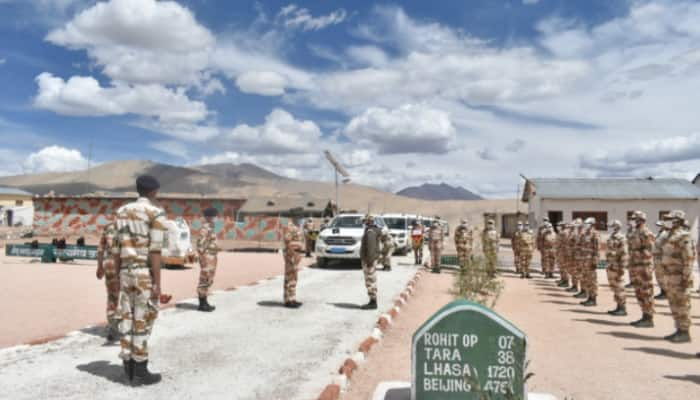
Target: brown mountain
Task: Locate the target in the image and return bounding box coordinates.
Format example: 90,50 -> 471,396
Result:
396,183 -> 483,201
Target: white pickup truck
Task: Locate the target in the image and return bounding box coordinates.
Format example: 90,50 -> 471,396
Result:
315,214 -> 386,267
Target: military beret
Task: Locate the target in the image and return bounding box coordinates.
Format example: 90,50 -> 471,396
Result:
203,207 -> 218,217
136,175 -> 160,191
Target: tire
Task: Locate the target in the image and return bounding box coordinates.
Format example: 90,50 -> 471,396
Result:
316,257 -> 327,268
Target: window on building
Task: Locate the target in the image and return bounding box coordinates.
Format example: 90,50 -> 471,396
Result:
15,200 -> 23,206
659,211 -> 670,221
572,211 -> 608,230
626,211 -> 635,222
547,211 -> 563,227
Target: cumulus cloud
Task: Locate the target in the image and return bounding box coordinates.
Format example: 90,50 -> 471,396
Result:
46,0 -> 214,85
342,149 -> 372,167
476,147 -> 498,161
220,109 -> 323,154
344,104 -> 456,154
34,73 -> 210,128
235,71 -> 288,96
23,145 -> 87,173
277,4 -> 347,31
504,139 -> 526,152
149,140 -> 190,158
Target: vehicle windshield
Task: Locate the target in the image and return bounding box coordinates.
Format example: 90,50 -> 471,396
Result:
330,216 -> 385,229
384,217 -> 407,230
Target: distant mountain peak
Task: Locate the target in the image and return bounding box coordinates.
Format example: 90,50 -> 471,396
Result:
396,182 -> 483,201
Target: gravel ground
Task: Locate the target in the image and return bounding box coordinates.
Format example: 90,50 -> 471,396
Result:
342,250 -> 700,400
0,255 -> 419,400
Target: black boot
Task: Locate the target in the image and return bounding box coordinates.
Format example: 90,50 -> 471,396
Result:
581,296 -> 597,307
106,321 -> 119,342
631,313 -> 654,328
607,304 -> 627,316
123,359 -> 134,381
665,330 -> 691,343
558,280 -> 569,288
654,290 -> 667,300
566,285 -> 578,293
284,301 -> 301,308
360,299 -> 378,310
198,297 -> 216,312
574,290 -> 587,299
132,360 -> 162,385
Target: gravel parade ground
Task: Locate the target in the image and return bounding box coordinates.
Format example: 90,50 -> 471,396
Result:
0,254 -> 419,400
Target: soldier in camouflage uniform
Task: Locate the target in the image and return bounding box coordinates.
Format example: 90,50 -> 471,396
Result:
556,222 -> 570,287
379,226 -> 394,271
482,219 -> 500,276
625,220 -> 636,289
360,215 -> 381,310
454,219 -> 473,269
518,223 -> 534,279
629,211 -> 655,328
303,218 -> 316,258
606,220 -> 629,316
541,223 -> 557,279
580,217 -> 600,306
512,222 -> 523,275
282,220 -> 303,308
661,210 -> 696,343
113,175 -> 166,384
96,221 -> 120,341
572,219 -> 588,298
196,207 -> 220,312
536,217 -> 549,273
653,221 -> 670,300
429,221 -> 444,273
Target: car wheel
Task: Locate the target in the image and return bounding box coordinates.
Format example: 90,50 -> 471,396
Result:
317,257 -> 327,268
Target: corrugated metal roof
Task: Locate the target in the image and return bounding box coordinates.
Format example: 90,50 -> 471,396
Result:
526,178 -> 700,200
0,187 -> 32,196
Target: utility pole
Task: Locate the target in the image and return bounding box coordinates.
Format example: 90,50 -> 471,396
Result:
324,150 -> 350,214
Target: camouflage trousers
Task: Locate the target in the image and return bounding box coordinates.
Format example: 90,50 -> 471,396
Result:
283,250 -> 301,303
662,264 -> 694,331
606,261 -> 626,306
557,254 -> 570,281
456,244 -> 470,268
361,258 -> 378,301
572,257 -> 585,289
197,253 -> 218,298
484,248 -> 498,275
541,249 -> 556,274
305,238 -> 315,255
117,267 -> 158,362
582,260 -> 598,297
380,245 -> 394,268
630,265 -> 655,315
430,245 -> 442,271
654,260 -> 667,293
519,251 -> 532,274
103,259 -> 120,326
513,249 -> 521,273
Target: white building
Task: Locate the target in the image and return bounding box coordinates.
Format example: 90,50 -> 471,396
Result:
521,178 -> 700,239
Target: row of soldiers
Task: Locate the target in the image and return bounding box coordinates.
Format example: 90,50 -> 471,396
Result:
542,210 -> 696,343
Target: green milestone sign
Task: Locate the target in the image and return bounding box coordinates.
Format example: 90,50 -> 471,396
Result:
412,300 -> 527,400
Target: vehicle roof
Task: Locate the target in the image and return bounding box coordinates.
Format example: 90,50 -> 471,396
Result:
381,213 -> 416,217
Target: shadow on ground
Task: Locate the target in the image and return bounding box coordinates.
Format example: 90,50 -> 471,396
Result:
573,318 -> 629,326
174,303 -> 199,311
599,331 -> 663,341
625,347 -> 698,360
257,301 -> 288,308
328,302 -> 363,310
664,375 -> 700,385
76,361 -> 128,385
562,308 -> 610,316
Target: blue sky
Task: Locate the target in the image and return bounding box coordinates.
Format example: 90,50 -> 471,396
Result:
1,0 -> 700,197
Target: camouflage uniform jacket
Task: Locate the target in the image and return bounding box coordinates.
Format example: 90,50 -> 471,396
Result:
197,222 -> 220,255
536,226 -> 546,251
112,197 -> 167,266
630,226 -> 655,267
661,228 -> 696,288
606,231 -> 628,266
361,226 -> 381,262
429,226 -> 444,250
556,230 -> 569,258
283,224 -> 303,254
454,225 -> 472,249
99,223 -> 117,260
581,229 -> 600,265
653,229 -> 669,264
541,230 -> 556,251
518,230 -> 534,255
482,228 -> 500,252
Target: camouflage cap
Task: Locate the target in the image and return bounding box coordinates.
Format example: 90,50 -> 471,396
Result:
664,210 -> 686,220
633,210 -> 647,221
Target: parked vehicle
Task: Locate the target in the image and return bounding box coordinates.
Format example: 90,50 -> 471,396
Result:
315,214 -> 386,267
162,217 -> 197,268
381,213 -> 415,255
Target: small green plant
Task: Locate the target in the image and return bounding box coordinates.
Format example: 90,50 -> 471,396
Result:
452,255 -> 505,308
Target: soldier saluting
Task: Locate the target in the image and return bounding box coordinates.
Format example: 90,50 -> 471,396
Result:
113,175 -> 167,384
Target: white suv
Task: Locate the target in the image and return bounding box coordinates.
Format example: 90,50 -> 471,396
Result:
381,213 -> 414,255
315,214 -> 386,267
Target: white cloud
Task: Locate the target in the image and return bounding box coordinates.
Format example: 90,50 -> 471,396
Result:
277,4 -> 347,31
345,45 -> 388,67
476,148 -> 498,161
235,71 -> 288,96
34,72 -> 209,125
45,0 -> 214,85
504,139 -> 526,153
523,0 -> 540,5
149,140 -> 190,158
221,109 -> 323,154
342,149 -> 372,167
23,145 -> 87,173
0,58 -> 5,65
344,104 -> 456,154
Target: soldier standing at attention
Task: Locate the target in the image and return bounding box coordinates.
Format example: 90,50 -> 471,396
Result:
196,207 -> 220,312
379,225 -> 394,271
113,175 -> 167,384
303,218 -> 316,258
360,215 -> 381,310
512,222 -> 523,275
482,219 -> 500,276
606,220 -> 629,316
411,221 -> 424,265
536,217 -> 549,271
572,219 -> 588,299
556,222 -> 570,287
541,223 -> 557,279
282,220 -> 303,308
454,219 -> 469,269
96,221 -> 119,341
580,217 -> 600,307
629,211 -> 655,328
653,221 -> 670,300
625,220 -> 636,289
518,223 -> 534,279
661,210 -> 695,343
429,221 -> 444,273
565,220 -> 581,293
